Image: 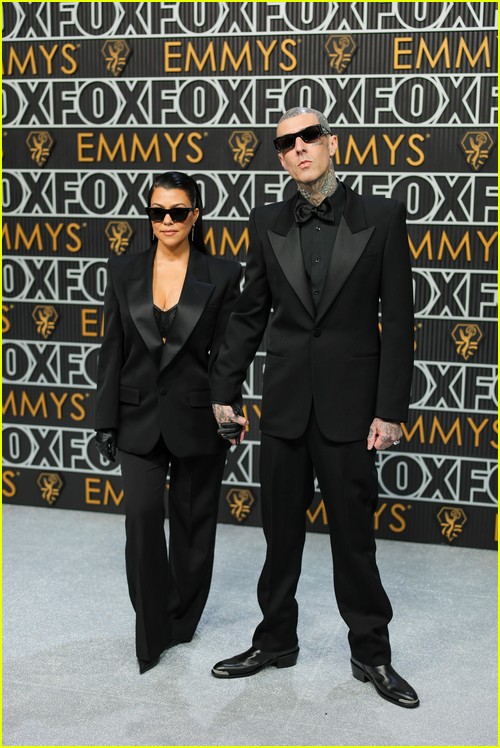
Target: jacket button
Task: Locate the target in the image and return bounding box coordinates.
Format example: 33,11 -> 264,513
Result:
159,387 -> 167,396
313,328 -> 322,337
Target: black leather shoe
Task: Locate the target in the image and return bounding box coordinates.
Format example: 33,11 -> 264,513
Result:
351,657 -> 419,708
212,646 -> 299,679
138,655 -> 160,674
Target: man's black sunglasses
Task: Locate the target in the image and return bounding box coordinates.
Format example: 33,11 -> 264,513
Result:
145,206 -> 194,223
273,124 -> 331,152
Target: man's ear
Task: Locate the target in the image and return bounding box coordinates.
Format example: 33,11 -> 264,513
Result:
277,151 -> 288,172
328,134 -> 338,158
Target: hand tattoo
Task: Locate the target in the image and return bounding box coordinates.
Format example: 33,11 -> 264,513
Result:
212,404 -> 239,425
367,418 -> 403,451
212,403 -> 248,446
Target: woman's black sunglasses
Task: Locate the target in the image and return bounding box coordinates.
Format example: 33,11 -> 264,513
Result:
273,124 -> 331,152
145,206 -> 194,223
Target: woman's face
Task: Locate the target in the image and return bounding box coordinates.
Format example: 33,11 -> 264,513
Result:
149,187 -> 199,253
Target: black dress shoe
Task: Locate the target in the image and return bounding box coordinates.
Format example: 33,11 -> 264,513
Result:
351,657 -> 419,708
138,655 -> 160,674
212,646 -> 299,679
137,639 -> 182,674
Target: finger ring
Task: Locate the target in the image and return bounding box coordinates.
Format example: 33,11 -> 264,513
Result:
393,440 -> 400,445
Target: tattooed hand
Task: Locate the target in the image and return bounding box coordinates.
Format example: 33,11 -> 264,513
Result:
212,404 -> 248,446
367,418 -> 403,451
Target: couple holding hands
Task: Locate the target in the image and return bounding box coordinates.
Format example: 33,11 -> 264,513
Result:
94,107 -> 418,709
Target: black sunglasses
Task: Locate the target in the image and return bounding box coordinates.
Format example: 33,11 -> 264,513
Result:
273,124 -> 331,152
145,206 -> 194,223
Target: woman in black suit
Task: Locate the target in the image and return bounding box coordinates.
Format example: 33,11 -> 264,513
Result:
94,171 -> 241,674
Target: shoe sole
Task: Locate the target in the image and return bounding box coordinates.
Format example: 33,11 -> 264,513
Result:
212,650 -> 299,679
351,660 -> 420,709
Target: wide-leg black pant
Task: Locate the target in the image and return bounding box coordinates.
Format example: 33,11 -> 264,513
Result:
119,439 -> 226,661
253,410 -> 393,666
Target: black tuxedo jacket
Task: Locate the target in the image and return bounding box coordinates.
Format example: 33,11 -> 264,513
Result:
211,183 -> 414,442
95,245 -> 242,456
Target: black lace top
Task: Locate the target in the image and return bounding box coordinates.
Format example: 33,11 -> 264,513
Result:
153,304 -> 177,342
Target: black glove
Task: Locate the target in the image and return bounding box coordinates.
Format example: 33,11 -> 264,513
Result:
217,404 -> 244,444
218,422 -> 243,440
95,429 -> 117,463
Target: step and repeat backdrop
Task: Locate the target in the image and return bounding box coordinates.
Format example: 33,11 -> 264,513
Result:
2,2 -> 497,549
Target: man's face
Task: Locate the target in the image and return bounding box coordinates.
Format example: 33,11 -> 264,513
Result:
276,113 -> 338,184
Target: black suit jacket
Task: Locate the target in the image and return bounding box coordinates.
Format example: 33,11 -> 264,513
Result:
211,183 -> 414,442
95,245 -> 242,456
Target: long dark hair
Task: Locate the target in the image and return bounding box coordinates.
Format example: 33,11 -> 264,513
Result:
146,171 -> 208,254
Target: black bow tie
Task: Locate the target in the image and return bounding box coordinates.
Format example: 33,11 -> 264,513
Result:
294,199 -> 335,224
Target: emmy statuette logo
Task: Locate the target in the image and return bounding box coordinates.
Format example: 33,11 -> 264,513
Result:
228,131 -> 260,168
451,323 -> 484,361
105,221 -> 133,255
101,40 -> 131,76
32,305 -> 59,339
436,507 -> 467,542
459,131 -> 494,171
324,35 -> 358,73
37,472 -> 64,506
26,131 -> 54,166
226,488 -> 255,522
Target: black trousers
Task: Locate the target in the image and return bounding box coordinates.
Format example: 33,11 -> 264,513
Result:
253,409 -> 393,666
119,438 -> 226,661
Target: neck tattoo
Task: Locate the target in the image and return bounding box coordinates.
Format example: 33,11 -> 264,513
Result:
298,168 -> 338,206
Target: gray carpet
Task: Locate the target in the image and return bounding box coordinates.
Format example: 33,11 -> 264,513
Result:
2,504 -> 497,747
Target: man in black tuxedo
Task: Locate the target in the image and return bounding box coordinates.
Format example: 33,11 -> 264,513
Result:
210,107 -> 419,708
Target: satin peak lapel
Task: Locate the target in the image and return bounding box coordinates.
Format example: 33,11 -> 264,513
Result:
316,216 -> 375,323
126,252 -> 162,363
268,224 -> 315,318
159,267 -> 214,372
